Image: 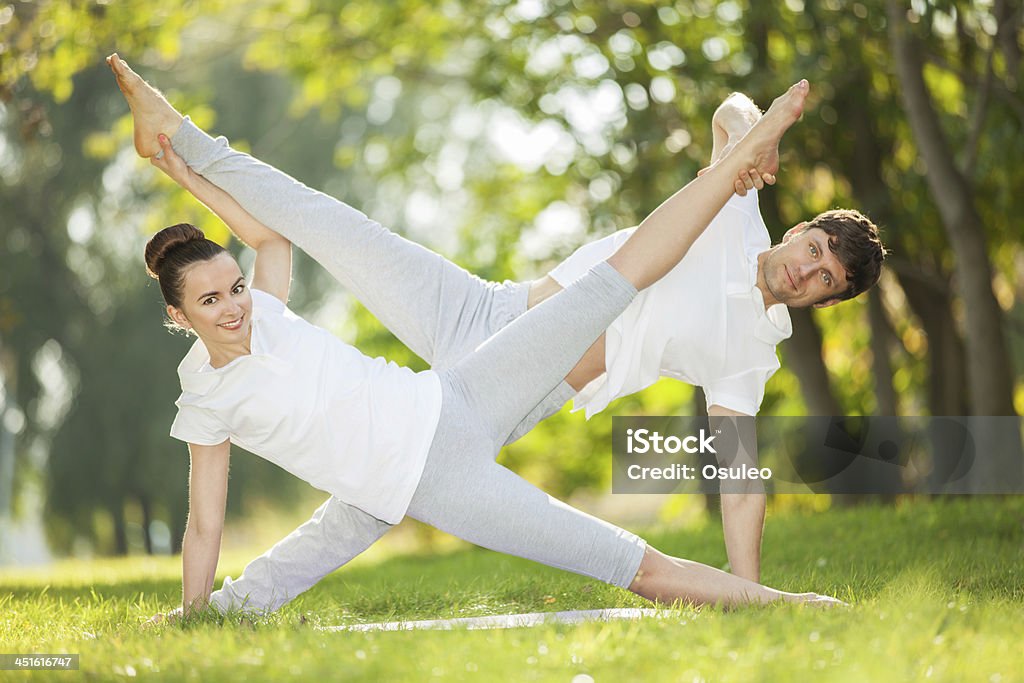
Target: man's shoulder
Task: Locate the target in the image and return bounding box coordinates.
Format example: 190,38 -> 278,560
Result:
722,191 -> 765,226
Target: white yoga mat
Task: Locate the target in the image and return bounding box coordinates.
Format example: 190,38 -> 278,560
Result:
322,607 -> 679,632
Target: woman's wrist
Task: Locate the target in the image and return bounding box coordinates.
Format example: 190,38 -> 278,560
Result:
179,167 -> 201,193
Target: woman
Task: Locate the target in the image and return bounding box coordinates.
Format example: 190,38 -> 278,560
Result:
108,55 -> 841,622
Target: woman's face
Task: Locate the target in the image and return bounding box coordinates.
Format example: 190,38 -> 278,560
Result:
167,253 -> 253,345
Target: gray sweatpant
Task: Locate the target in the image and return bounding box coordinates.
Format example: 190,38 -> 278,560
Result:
170,119 -> 646,614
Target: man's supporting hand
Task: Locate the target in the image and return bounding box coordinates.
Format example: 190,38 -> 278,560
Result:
721,488 -> 766,583
708,407 -> 764,583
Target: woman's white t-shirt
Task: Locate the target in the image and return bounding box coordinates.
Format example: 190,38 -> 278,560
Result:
549,190 -> 793,417
169,289 -> 442,524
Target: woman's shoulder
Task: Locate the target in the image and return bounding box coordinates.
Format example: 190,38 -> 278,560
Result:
248,286 -> 330,355
250,287 -> 288,315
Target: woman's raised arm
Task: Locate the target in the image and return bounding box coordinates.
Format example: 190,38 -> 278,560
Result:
150,134 -> 292,302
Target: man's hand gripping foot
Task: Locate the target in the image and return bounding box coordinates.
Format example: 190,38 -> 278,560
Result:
701,79 -> 810,195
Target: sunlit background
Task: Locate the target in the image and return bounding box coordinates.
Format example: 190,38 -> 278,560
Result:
1,0 -> 1021,565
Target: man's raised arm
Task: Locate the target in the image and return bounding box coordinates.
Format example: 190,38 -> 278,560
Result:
701,94 -> 772,582
704,92 -> 771,195
710,93 -> 763,162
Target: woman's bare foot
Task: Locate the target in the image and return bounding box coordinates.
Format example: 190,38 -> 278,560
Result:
106,53 -> 184,158
729,79 -> 809,183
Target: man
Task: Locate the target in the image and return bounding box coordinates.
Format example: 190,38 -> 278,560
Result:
525,93 -> 886,584
109,56 -> 883,617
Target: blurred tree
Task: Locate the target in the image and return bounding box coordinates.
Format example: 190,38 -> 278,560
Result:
887,0 -> 1016,417
1,4 -> 343,554
2,0 -> 1022,557
886,0 -> 1022,491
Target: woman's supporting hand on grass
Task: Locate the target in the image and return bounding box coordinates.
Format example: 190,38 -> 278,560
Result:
139,607 -> 182,630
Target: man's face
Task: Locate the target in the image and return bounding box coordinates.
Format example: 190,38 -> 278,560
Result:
761,225 -> 849,309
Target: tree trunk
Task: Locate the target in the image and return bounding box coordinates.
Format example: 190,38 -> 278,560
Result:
837,63 -> 970,417
781,308 -> 845,416
815,69 -> 910,500
757,149 -> 860,506
868,290 -> 899,416
994,0 -> 1021,90
886,1 -> 1017,418
893,270 -> 970,415
0,348 -> 16,523
888,2 -> 1022,494
139,495 -> 154,556
110,502 -> 128,556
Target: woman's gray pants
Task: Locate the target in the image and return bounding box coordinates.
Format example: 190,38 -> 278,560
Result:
170,119 -> 646,614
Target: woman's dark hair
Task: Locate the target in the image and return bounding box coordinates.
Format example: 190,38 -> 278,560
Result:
144,223 -> 228,312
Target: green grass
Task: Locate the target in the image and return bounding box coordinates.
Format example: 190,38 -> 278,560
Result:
2,497 -> 1022,681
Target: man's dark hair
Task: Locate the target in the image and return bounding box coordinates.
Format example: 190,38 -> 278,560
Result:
802,209 -> 887,302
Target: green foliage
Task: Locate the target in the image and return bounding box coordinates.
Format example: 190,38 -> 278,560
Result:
1,0 -> 1021,554
1,0 -> 215,103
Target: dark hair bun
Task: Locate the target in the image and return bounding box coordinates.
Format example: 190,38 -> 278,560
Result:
144,223 -> 207,280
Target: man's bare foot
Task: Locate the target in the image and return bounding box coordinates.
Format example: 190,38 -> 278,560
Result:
698,137 -> 769,197
729,79 -> 809,183
106,53 -> 185,158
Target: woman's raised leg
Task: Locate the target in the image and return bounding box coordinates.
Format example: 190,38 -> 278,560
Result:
108,54 -> 524,369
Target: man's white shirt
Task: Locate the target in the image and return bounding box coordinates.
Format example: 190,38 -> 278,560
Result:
549,190 -> 793,417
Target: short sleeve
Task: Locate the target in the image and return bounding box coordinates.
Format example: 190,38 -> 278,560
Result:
251,287 -> 286,315
703,366 -> 778,416
549,229 -> 634,287
170,402 -> 230,446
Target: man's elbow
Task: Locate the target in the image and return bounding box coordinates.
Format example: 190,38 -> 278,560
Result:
185,519 -> 224,542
